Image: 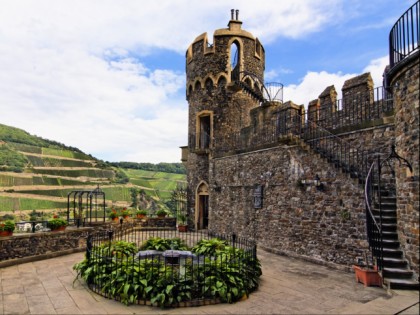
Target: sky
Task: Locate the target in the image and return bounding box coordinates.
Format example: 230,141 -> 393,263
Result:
0,0 -> 416,163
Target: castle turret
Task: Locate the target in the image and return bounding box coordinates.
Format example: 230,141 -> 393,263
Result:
184,10 -> 266,230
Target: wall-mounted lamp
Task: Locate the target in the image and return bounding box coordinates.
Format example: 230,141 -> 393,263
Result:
212,181 -> 221,192
314,174 -> 324,191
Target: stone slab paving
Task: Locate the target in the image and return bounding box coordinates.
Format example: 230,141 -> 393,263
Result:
0,249 -> 418,314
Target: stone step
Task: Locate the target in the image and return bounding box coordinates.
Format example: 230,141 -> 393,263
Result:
381,223 -> 397,232
383,278 -> 420,290
381,230 -> 399,240
373,215 -> 396,224
382,257 -> 408,269
382,267 -> 414,279
381,248 -> 403,258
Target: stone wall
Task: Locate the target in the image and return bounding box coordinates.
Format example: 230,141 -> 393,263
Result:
0,227 -> 92,262
389,51 -> 420,277
209,144 -> 370,269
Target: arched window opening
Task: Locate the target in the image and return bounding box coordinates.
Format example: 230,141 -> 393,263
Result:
205,78 -> 214,94
218,76 -> 227,87
230,41 -> 240,81
194,81 -> 201,91
199,115 -> 211,149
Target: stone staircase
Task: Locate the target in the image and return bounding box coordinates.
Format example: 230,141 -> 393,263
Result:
372,187 -> 419,290
298,136 -> 419,290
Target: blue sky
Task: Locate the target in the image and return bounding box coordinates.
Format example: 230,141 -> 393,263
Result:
0,0 -> 416,163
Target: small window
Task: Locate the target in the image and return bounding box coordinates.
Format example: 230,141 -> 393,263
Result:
199,115 -> 211,149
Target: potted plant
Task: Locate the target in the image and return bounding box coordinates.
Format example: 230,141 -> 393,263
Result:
177,214 -> 188,232
156,209 -> 167,218
352,253 -> 382,287
0,220 -> 15,236
121,208 -> 131,219
48,218 -> 68,232
109,211 -> 119,222
136,209 -> 148,219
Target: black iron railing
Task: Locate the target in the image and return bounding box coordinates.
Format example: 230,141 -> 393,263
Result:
363,145 -> 413,272
213,86 -> 393,159
83,228 -> 259,307
364,159 -> 384,271
389,1 -> 420,68
311,87 -> 393,131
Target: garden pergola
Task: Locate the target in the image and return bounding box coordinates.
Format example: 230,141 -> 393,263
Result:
67,186 -> 106,226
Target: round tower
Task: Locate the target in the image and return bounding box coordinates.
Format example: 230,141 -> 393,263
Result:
184,10 -> 266,230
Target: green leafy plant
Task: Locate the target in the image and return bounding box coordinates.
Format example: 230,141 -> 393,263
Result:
48,218 -> 68,230
139,237 -> 188,251
73,238 -> 261,308
136,209 -> 148,215
109,210 -> 119,219
191,238 -> 228,256
121,208 -> 130,217
0,220 -> 15,232
156,209 -> 167,217
177,214 -> 187,225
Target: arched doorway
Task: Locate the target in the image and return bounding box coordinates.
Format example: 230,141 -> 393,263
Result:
195,181 -> 209,230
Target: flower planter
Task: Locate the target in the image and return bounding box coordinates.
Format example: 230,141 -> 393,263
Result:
112,217 -> 119,222
157,215 -> 166,219
137,214 -> 146,219
0,231 -> 12,237
51,226 -> 66,232
353,265 -> 382,287
178,225 -> 188,232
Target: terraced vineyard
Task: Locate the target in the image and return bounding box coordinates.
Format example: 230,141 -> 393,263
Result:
0,123 -> 186,220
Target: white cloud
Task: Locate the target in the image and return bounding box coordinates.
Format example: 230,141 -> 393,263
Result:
0,0 -> 391,163
282,56 -> 388,107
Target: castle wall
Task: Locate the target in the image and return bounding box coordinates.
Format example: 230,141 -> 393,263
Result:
389,52 -> 420,277
208,122 -> 396,269
209,144 -> 369,269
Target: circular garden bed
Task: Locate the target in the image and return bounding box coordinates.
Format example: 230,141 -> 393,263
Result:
73,229 -> 261,308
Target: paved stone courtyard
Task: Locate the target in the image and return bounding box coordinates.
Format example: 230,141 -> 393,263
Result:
0,249 -> 418,314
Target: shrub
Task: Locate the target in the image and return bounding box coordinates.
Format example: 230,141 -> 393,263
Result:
139,237 -> 188,251
48,218 -> 68,230
0,220 -> 15,232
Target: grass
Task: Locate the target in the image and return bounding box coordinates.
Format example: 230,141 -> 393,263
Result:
1,123 -> 185,214
30,168 -> 115,178
0,173 -> 109,187
0,196 -> 68,211
26,155 -> 94,167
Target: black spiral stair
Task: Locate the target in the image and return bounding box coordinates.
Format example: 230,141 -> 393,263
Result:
366,157 -> 419,290
296,118 -> 419,290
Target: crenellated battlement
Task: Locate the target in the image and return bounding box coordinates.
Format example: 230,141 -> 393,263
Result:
212,71 -> 394,157
186,10 -> 265,94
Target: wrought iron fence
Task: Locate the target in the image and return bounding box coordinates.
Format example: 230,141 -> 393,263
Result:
389,1 -> 420,68
82,228 -> 259,307
214,87 -> 393,169
312,87 -> 393,130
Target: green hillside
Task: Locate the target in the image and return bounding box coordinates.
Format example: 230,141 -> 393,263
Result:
0,123 -> 186,220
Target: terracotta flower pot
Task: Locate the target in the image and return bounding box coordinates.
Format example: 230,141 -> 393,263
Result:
0,231 -> 12,237
51,226 -> 66,232
137,214 -> 146,219
353,265 -> 382,287
178,225 -> 188,232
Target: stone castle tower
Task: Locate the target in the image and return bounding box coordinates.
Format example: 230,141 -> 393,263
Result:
184,10 -> 267,230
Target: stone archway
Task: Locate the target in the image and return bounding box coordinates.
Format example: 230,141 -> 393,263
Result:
195,181 -> 209,230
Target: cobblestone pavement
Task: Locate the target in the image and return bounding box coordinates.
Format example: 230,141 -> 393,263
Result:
0,249 -> 418,314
